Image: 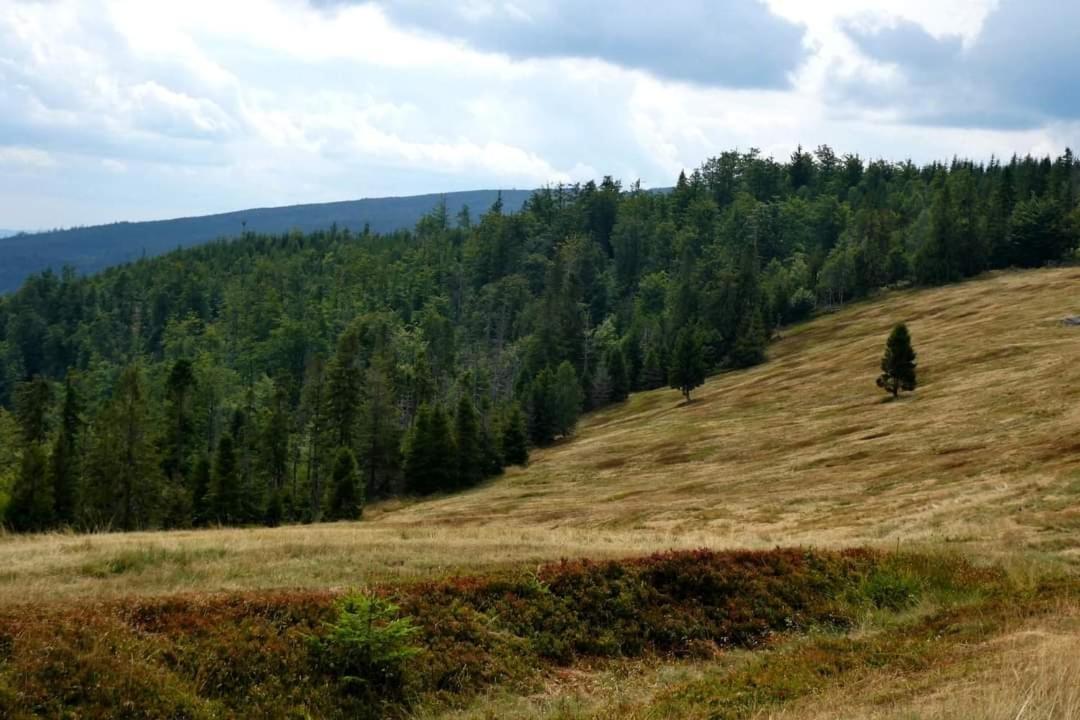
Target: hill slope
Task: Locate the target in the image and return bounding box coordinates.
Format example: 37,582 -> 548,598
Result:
2,267 -> 1078,605
0,189 -> 533,292
380,267 -> 1080,556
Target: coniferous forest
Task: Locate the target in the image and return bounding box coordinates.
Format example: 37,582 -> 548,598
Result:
1,147 -> 1078,532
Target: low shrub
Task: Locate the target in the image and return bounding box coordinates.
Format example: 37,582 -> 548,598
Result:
0,548 -> 997,719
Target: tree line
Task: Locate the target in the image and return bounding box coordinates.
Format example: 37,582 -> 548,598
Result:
0,147 -> 1077,531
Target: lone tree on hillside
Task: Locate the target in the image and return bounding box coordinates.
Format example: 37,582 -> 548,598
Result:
669,328 -> 706,402
877,323 -> 917,398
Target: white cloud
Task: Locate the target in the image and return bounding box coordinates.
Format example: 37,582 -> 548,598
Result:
0,0 -> 1073,230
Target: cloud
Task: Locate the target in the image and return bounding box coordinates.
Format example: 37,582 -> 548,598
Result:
357,0 -> 809,89
0,0 -> 1075,231
842,0 -> 1080,128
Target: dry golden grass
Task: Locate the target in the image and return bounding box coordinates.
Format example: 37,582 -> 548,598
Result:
1,267 -> 1077,606
384,267 -> 1080,561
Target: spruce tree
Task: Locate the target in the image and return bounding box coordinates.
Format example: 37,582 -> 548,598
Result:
208,432 -> 240,524
8,443 -> 52,532
8,376 -> 55,531
877,323 -> 917,398
501,403 -> 529,467
83,365 -> 162,530
191,454 -> 211,526
731,306 -> 767,368
49,372 -> 82,526
552,361 -> 583,437
527,368 -> 558,446
642,347 -> 664,390
669,328 -> 706,402
327,447 -> 363,520
453,393 -> 484,488
404,403 -> 456,494
607,347 -> 629,402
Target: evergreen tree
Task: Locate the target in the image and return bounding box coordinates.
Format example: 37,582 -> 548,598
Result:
8,443 -> 52,532
162,359 -> 196,483
500,403 -> 529,467
49,371 -> 82,526
877,323 -> 917,398
527,367 -> 558,446
327,447 -> 363,520
552,361 -> 584,437
358,360 -> 402,499
669,328 -> 706,402
606,346 -> 629,402
642,346 -> 665,390
191,454 -> 211,526
83,365 -> 162,530
326,328 -> 363,450
731,306 -> 767,368
404,403 -> 456,494
453,393 -> 484,488
208,432 -> 240,524
8,376 -> 55,531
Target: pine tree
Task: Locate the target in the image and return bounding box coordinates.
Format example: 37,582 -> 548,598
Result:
326,328 -> 363,450
877,323 -> 917,398
327,447 -> 363,520
453,393 -> 484,488
500,403 -> 529,467
669,328 -> 706,402
552,361 -> 583,437
162,359 -> 196,483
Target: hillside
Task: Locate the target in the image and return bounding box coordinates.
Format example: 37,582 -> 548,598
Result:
0,189 -> 533,292
3,267 -> 1078,605
2,268 -> 1079,719
382,267 -> 1080,555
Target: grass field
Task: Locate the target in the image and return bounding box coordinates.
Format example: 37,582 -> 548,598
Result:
2,267 -> 1079,718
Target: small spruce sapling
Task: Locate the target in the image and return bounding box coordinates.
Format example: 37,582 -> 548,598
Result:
877,323 -> 917,398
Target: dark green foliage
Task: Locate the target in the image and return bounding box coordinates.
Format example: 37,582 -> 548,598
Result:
606,346 -> 629,402
191,455 -> 211,526
1,147 -> 1078,532
82,365 -> 162,531
877,323 -> 917,398
552,361 -> 583,437
527,367 -> 559,446
404,403 -> 456,495
641,346 -> 665,390
731,305 -> 768,368
327,447 -> 363,521
501,404 -> 529,467
49,373 -> 81,526
208,433 -> 240,524
313,593 -> 420,702
669,328 -> 706,401
7,443 -> 52,532
453,394 -> 484,489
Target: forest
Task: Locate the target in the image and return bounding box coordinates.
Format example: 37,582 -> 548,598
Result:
0,146 -> 1077,532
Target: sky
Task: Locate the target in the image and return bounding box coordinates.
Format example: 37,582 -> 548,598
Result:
1,0 -> 1078,229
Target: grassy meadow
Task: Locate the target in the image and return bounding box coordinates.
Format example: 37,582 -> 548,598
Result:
2,266 -> 1079,718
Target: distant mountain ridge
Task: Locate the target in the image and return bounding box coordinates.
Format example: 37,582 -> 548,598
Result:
0,189 -> 534,293
0,230 -> 20,239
